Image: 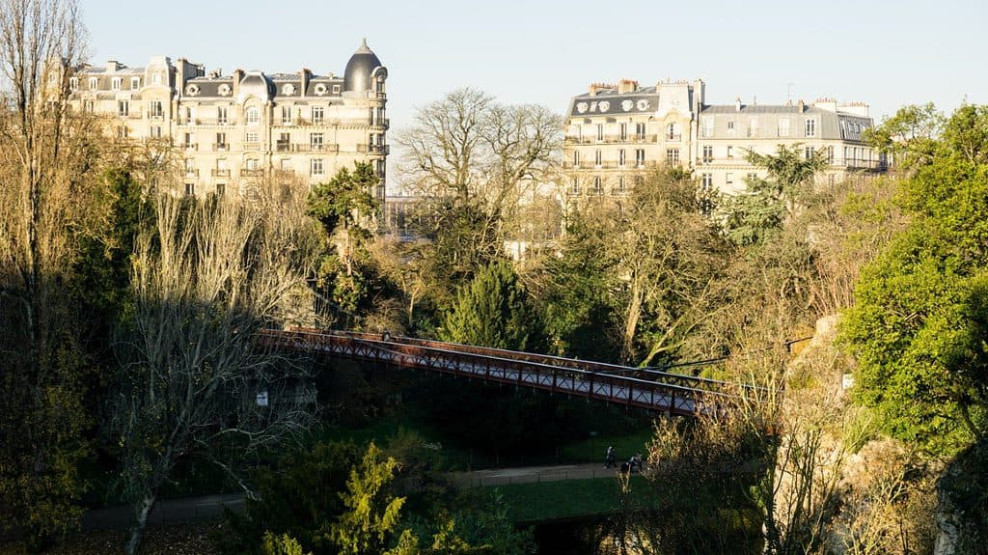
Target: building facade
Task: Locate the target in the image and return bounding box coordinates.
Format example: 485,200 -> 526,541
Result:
564,80 -> 881,198
66,40 -> 388,199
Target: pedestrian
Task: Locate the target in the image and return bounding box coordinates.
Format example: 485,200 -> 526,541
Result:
605,446 -> 616,469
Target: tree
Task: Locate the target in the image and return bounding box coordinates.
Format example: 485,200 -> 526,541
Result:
0,0 -> 99,546
396,88 -> 560,283
609,167 -> 729,365
307,162 -> 381,327
722,144 -> 827,246
842,104 -> 988,455
111,193 -> 316,554
864,103 -> 944,171
439,259 -> 546,352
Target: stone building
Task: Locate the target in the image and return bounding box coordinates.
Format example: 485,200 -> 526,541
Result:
564,79 -> 881,198
65,40 -> 388,199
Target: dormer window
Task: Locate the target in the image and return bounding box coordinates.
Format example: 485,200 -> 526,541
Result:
246,106 -> 260,125
131,77 -> 140,89
111,77 -> 121,90
88,77 -> 98,90
152,73 -> 161,86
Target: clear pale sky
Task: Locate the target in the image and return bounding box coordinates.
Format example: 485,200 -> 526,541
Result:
80,0 -> 985,134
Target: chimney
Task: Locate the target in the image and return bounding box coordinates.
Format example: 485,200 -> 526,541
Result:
798,99 -> 805,113
735,97 -> 742,112
300,68 -> 312,97
231,68 -> 244,98
107,60 -> 119,73
617,79 -> 637,94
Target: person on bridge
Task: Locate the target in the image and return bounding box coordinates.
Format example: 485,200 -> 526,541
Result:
605,446 -> 616,469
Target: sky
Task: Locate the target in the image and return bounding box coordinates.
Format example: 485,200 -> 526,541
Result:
80,0 -> 986,141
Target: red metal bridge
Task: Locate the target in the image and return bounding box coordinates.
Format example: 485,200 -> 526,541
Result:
258,328 -> 753,417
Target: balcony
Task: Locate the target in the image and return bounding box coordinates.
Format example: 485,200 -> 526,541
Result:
212,169 -> 231,178
357,144 -> 389,154
243,142 -> 262,152
293,143 -> 340,153
666,133 -> 682,141
184,169 -> 199,177
212,143 -> 229,152
273,169 -> 295,179
241,169 -> 265,178
184,143 -> 198,151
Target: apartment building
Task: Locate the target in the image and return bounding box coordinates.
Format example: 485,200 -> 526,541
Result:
65,40 -> 388,199
564,80 -> 881,197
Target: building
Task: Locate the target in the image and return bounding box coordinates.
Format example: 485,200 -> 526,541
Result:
563,79 -> 881,198
564,79 -> 704,197
65,40 -> 388,199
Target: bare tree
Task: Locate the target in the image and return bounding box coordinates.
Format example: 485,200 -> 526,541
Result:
111,192 -> 316,554
395,88 -> 561,278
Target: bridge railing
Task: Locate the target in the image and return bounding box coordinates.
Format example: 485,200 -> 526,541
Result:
257,328 -> 736,416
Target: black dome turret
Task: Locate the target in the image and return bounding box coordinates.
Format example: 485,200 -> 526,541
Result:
343,39 -> 383,93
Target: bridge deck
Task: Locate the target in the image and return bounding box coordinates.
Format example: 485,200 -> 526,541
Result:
258,328 -> 742,416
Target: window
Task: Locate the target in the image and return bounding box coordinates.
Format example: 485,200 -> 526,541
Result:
596,124 -> 604,142
311,133 -> 324,150
635,123 -> 646,140
805,146 -> 815,159
84,100 -> 94,113
184,159 -> 195,175
747,172 -> 758,183
69,77 -> 78,91
311,158 -> 324,176
635,149 -> 645,167
727,146 -> 734,159
805,119 -> 817,138
594,149 -> 602,167
619,149 -> 626,167
152,73 -> 161,86
726,173 -> 734,186
619,123 -> 628,141
281,106 -> 293,125
116,126 -> 128,139
150,126 -> 162,138
701,173 -> 713,189
727,121 -> 735,136
148,101 -> 163,118
572,150 -> 580,168
827,146 -> 834,163
217,106 -> 228,125
246,132 -> 259,143
246,158 -> 258,170
48,72 -> 58,85
702,145 -> 713,163
748,117 -> 759,137
130,77 -> 140,89
88,77 -> 98,90
570,177 -> 580,195
666,148 -> 679,164
277,132 -> 290,152
216,183 -> 226,196
184,106 -> 195,123
778,118 -> 790,137
111,77 -> 121,90
280,158 -> 292,170
215,132 -> 227,150
593,176 -> 602,194
117,100 -> 129,117
246,106 -> 260,125
616,176 -> 626,193
666,123 -> 680,140
702,117 -> 714,138
333,84 -> 341,94
184,183 -> 195,196
312,106 -> 324,124
184,132 -> 195,148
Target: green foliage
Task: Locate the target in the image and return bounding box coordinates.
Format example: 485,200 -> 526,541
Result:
307,162 -> 379,238
539,211 -> 620,360
722,144 -> 827,246
330,443 -> 409,554
263,532 -> 314,555
842,104 -> 988,455
440,260 -> 547,352
864,102 -> 944,170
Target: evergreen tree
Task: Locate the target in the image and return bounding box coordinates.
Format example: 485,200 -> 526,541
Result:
439,259 -> 546,352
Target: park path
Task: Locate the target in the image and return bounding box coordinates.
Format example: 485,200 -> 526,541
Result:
80,463 -> 625,530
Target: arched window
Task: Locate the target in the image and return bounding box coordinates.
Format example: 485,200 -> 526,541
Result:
246,106 -> 260,125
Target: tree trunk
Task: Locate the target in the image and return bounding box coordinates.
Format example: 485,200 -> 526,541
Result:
125,492 -> 157,555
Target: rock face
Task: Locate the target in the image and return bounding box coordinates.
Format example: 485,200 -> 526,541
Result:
934,480 -> 961,555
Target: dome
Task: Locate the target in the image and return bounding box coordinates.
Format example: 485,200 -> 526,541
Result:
343,39 -> 383,92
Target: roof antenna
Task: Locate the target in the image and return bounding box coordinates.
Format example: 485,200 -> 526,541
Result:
787,83 -> 794,105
